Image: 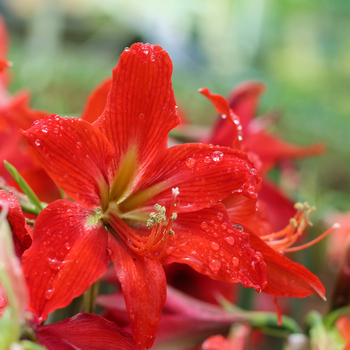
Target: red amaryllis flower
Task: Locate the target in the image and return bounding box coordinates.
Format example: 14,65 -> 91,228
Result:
21,43 -> 266,349
200,82 -> 325,231
199,88 -> 332,303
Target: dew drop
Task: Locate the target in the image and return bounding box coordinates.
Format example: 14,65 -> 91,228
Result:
216,212 -> 224,221
124,47 -> 130,51
185,158 -> 196,168
45,289 -> 54,300
232,256 -> 239,267
64,242 -> 71,250
41,127 -> 48,133
224,236 -> 235,246
209,259 -> 221,273
221,114 -> 227,119
76,141 -> 82,148
48,258 -> 64,271
233,224 -> 244,232
212,151 -> 224,162
210,241 -> 220,251
204,156 -> 212,164
200,222 -> 209,230
35,139 -> 41,146
227,168 -> 232,173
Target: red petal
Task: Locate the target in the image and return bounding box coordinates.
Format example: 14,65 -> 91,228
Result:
93,43 -> 180,176
222,192 -> 257,226
36,313 -> 137,350
21,115 -> 114,208
107,233 -> 166,349
245,130 -> 325,173
2,90 -> 48,130
258,179 -> 296,231
199,87 -> 231,116
227,81 -> 265,130
22,200 -> 110,322
249,233 -> 325,298
0,190 -> 32,250
162,204 -> 267,291
80,77 -> 112,123
123,143 -> 258,213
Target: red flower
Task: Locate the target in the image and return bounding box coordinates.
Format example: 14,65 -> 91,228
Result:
199,87 -> 328,301
21,43 -> 266,349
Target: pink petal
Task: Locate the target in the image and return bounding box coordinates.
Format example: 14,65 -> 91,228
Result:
21,115 -> 114,208
22,200 -> 110,322
94,43 -> 180,178
107,232 -> 166,349
162,204 -> 267,291
36,313 -> 137,350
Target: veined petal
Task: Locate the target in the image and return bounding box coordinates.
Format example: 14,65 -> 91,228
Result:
107,233 -> 166,350
36,313 -> 137,350
161,204 -> 267,291
21,115 -> 114,208
94,43 -> 180,180
121,143 -> 259,213
22,200 -> 110,322
249,232 -> 325,298
80,77 -> 112,123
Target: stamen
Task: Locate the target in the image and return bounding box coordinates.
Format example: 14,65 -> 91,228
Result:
122,188 -> 179,259
260,202 -> 334,253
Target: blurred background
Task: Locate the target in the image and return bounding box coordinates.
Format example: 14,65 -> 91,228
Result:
0,0 -> 350,299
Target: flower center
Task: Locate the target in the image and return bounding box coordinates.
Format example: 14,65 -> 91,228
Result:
105,188 -> 179,259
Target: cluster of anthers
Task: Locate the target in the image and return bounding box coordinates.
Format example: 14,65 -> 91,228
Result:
261,202 -> 339,254
124,188 -> 179,259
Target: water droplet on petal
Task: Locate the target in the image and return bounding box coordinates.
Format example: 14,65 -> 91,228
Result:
35,139 -> 41,146
212,151 -> 224,162
224,236 -> 235,246
41,127 -> 48,133
217,212 -> 224,221
200,222 -> 209,230
48,258 -> 64,271
64,242 -> 71,250
124,47 -> 130,51
210,241 -> 220,251
204,156 -> 212,164
45,289 -> 54,300
233,224 -> 244,232
185,158 -> 196,168
209,259 -> 221,273
250,168 -> 257,175
232,256 -> 239,267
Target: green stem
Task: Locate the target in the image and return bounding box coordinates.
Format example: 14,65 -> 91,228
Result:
83,280 -> 100,314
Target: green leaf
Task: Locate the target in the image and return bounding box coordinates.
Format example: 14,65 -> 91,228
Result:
4,161 -> 46,214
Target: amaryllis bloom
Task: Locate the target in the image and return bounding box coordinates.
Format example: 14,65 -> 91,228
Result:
199,88 -> 332,302
21,43 -> 267,349
201,82 -> 325,231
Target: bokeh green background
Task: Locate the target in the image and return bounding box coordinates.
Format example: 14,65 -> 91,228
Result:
1,0 -> 350,218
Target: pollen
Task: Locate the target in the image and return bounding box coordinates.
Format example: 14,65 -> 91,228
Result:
147,204 -> 167,228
